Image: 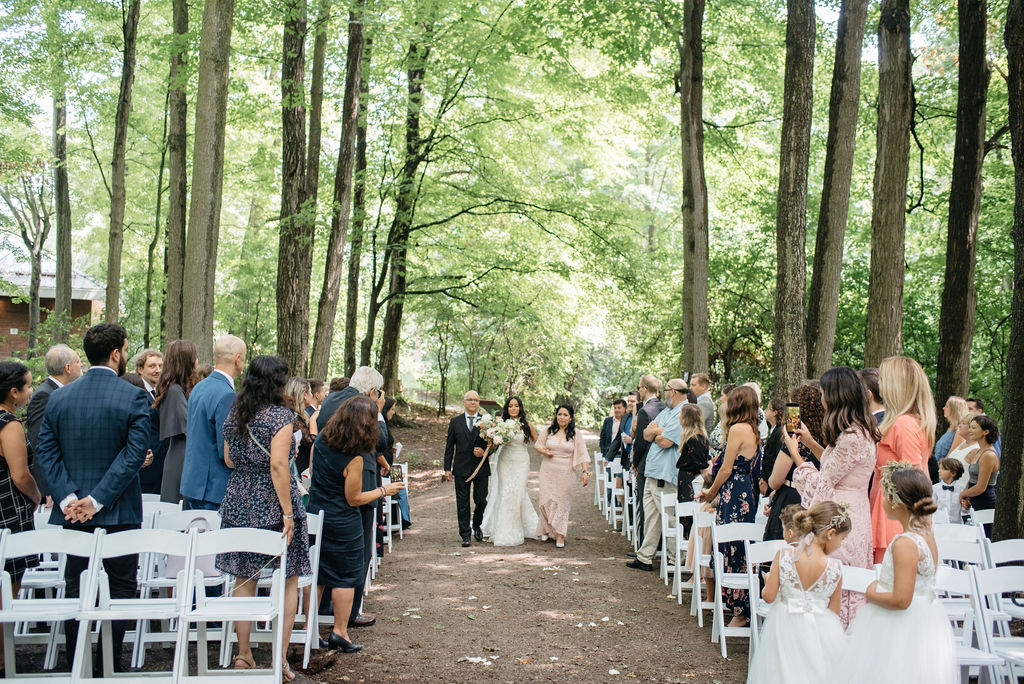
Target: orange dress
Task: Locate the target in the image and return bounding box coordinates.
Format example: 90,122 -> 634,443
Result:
868,414 -> 930,562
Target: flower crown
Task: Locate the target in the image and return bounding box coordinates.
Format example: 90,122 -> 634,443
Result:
828,502 -> 852,530
881,461 -> 918,507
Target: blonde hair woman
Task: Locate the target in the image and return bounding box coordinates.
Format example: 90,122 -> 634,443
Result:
869,355 -> 936,562
941,396 -> 969,453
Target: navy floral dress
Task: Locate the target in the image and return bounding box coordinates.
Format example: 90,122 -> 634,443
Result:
216,405 -> 311,579
713,443 -> 761,620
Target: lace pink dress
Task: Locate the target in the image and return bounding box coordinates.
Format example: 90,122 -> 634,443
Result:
535,429 -> 588,538
793,425 -> 875,627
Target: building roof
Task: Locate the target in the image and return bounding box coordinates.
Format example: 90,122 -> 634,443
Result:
0,236 -> 104,302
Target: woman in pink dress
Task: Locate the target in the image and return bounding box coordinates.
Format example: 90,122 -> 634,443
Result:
790,366 -> 880,627
868,356 -> 935,562
535,404 -> 591,547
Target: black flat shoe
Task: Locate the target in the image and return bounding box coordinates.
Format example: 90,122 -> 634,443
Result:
321,632 -> 363,653
474,527 -> 483,542
626,559 -> 654,571
461,537 -> 471,547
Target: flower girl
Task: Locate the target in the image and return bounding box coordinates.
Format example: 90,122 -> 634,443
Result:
838,462 -> 957,683
748,501 -> 850,684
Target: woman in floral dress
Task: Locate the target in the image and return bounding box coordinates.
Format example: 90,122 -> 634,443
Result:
698,385 -> 762,627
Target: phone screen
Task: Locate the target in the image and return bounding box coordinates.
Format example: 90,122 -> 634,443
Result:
785,403 -> 801,434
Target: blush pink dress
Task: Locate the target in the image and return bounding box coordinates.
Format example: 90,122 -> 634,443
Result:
793,425 -> 875,627
535,429 -> 588,538
869,414 -> 930,562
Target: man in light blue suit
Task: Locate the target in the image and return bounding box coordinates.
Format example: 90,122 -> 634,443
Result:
180,335 -> 246,511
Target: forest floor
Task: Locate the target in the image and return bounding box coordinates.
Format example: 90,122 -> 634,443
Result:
294,406 -> 748,684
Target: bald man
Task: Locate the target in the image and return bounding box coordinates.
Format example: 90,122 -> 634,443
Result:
444,391 -> 489,546
179,335 -> 246,510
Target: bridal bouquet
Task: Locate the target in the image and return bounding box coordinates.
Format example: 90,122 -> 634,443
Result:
482,417 -> 522,448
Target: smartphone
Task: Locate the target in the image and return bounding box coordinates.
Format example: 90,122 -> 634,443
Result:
785,402 -> 801,435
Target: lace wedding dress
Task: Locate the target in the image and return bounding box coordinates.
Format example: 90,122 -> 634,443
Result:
480,431 -> 539,546
748,548 -> 845,684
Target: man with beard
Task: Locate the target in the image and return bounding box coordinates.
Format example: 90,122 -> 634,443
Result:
35,323 -> 151,674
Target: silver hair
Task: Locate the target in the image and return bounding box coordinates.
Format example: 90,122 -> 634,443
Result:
349,366 -> 384,395
45,344 -> 78,377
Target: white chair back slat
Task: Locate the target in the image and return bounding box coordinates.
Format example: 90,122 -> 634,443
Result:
934,522 -> 983,543
193,528 -> 286,558
986,538 -> 1024,566
937,538 -> 989,568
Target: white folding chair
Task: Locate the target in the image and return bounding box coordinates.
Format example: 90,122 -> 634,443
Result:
178,528 -> 288,683
18,510 -> 68,670
593,451 -> 604,511
141,494 -> 163,504
73,528 -> 194,682
674,502 -> 697,604
622,470 -> 635,544
934,522 -> 983,544
938,537 -> 991,570
0,528 -> 101,680
607,463 -> 625,531
744,539 -> 790,661
689,510 -> 716,626
710,521 -> 763,657
970,565 -> 1024,681
299,512 -> 324,669
381,477 -> 394,553
393,463 -> 409,540
932,565 -> 1005,683
972,509 -> 995,530
986,538 -> 1024,569
659,494 -> 677,586
142,501 -> 183,529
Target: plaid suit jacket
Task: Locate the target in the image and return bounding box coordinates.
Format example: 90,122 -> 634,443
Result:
35,367 -> 151,527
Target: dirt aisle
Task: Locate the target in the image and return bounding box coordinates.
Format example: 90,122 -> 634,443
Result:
309,427 -> 748,684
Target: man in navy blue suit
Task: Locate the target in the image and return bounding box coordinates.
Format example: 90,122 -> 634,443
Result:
180,335 -> 245,510
35,323 -> 151,672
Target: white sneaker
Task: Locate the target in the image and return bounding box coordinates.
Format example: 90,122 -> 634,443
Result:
556,540 -> 565,548
540,534 -> 548,541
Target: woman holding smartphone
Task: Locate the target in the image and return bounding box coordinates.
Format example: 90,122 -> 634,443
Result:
763,383 -> 823,541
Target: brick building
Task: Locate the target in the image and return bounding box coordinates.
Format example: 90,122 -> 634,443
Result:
0,244 -> 103,358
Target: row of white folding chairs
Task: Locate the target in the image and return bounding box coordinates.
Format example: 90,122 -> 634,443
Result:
0,525 -> 288,683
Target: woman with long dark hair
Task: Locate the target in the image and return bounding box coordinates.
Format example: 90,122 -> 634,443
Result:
535,404 -> 590,548
480,396 -> 540,546
216,355 -> 310,681
153,339 -> 197,503
790,366 -> 879,627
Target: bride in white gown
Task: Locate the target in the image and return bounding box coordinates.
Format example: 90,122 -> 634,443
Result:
481,397 -> 540,546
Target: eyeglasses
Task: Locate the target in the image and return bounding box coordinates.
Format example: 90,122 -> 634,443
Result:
666,387 -> 685,394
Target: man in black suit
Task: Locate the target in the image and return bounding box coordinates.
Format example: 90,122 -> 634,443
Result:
24,344 -> 82,502
631,375 -> 665,547
35,323 -> 151,673
600,399 -> 626,460
444,391 -> 488,547
128,349 -> 166,495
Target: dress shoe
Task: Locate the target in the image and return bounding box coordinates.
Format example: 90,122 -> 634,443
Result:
626,559 -> 654,571
349,614 -> 375,628
320,632 -> 363,653
474,527 -> 483,542
461,537 -> 471,547
626,551 -> 638,559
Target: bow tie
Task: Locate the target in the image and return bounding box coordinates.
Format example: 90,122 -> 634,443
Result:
941,484 -> 955,492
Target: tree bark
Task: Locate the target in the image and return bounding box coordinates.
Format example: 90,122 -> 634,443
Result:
378,39 -> 430,395
805,0 -> 869,377
864,0 -> 913,366
934,0 -> 989,433
309,0 -> 365,379
344,38 -> 371,377
104,0 -> 141,323
275,0 -> 310,374
147,93 -> 170,348
182,0 -> 235,363
164,0 -> 188,342
304,0 -> 329,206
52,93 -> 72,343
772,0 -> 815,396
678,0 -> 709,374
994,0 -> 1024,541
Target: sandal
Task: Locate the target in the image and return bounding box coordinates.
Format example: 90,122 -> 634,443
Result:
232,653 -> 255,670
282,661 -> 295,682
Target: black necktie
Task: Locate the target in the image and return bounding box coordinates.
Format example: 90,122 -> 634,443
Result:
942,484 -> 955,492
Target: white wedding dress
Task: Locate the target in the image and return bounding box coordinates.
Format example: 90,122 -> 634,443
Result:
480,431 -> 540,546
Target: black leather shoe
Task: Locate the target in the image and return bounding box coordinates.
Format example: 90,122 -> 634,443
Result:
349,614 -> 375,627
626,551 -> 638,559
461,537 -> 471,547
626,559 -> 654,571
320,632 -> 363,653
474,527 -> 483,542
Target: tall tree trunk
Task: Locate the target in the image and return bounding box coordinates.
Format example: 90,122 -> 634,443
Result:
104,0 -> 141,323
164,0 -> 188,342
304,0 -> 328,208
378,39 -> 430,394
864,0 -> 913,366
275,0 -> 310,374
183,0 -> 236,362
805,0 -> 869,377
343,38 -> 371,377
678,0 -> 709,374
994,0 -> 1024,541
772,0 -> 815,396
52,93 -> 72,343
934,0 -> 989,433
309,0 -> 365,379
146,93 -> 170,348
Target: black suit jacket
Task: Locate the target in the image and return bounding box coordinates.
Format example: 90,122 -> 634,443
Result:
632,397 -> 666,473
444,414 -> 488,478
316,386 -> 361,432
25,376 -> 60,496
599,416 -> 616,457
133,381 -> 167,495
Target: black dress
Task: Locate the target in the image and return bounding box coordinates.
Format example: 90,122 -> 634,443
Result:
763,442 -> 819,541
0,410 -> 39,581
306,438 -> 370,589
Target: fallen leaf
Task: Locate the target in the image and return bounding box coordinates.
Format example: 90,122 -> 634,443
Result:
519,658 -> 531,664
467,614 -> 476,620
